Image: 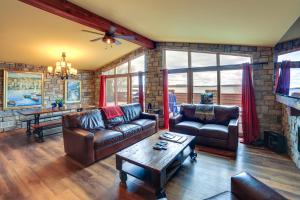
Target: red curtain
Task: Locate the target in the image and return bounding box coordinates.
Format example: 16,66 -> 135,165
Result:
99,75 -> 106,108
276,61 -> 291,96
163,69 -> 169,129
242,63 -> 260,144
274,65 -> 280,93
138,72 -> 144,112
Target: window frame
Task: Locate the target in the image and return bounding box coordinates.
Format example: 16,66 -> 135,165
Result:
163,49 -> 252,104
101,54 -> 146,106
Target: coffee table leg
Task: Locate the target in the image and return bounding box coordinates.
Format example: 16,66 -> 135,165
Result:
119,171 -> 127,184
189,140 -> 197,161
156,188 -> 166,199
116,156 -> 127,184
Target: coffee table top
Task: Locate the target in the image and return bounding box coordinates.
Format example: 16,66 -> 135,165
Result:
116,131 -> 195,172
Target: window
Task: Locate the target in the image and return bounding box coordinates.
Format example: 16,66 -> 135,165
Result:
131,75 -> 145,103
116,77 -> 128,105
220,54 -> 251,65
278,51 -> 300,62
278,50 -> 300,97
166,50 -> 188,69
106,78 -> 115,106
168,73 -> 188,114
116,62 -> 128,74
220,70 -> 242,107
101,54 -> 146,106
102,68 -> 114,75
191,52 -> 217,67
131,55 -> 145,73
193,71 -> 218,104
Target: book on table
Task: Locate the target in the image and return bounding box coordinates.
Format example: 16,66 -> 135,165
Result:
159,132 -> 187,143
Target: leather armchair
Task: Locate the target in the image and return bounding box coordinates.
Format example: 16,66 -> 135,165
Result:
205,172 -> 287,200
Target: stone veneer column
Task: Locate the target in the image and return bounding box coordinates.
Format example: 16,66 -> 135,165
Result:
282,105 -> 300,168
145,48 -> 164,127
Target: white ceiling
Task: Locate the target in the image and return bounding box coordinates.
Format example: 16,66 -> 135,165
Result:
1,0 -> 300,70
71,0 -> 300,46
0,0 -> 140,70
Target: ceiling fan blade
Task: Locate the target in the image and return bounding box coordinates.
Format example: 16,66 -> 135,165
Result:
82,29 -> 104,35
115,39 -> 122,45
90,37 -> 102,42
114,35 -> 135,40
108,26 -> 117,34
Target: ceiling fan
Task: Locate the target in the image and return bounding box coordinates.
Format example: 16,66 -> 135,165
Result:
82,26 -> 135,46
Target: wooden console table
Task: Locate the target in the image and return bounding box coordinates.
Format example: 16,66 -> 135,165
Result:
18,105 -> 96,142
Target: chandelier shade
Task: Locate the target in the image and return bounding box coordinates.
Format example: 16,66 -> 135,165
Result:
48,52 -> 78,80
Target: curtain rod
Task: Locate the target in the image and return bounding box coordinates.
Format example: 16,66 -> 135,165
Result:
158,62 -> 269,72
102,61 -> 271,78
274,61 -> 300,67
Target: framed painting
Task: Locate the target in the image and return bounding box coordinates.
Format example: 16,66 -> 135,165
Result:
3,71 -> 44,110
65,80 -> 81,103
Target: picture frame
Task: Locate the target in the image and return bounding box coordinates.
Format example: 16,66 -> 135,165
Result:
3,70 -> 44,110
65,80 -> 81,103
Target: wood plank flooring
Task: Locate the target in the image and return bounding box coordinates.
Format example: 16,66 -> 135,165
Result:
0,129 -> 299,200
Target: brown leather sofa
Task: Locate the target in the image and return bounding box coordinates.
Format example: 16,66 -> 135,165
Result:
205,172 -> 287,200
62,103 -> 158,166
169,104 -> 239,151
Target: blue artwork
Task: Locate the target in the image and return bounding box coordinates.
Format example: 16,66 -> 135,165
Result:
65,80 -> 81,103
4,71 -> 43,109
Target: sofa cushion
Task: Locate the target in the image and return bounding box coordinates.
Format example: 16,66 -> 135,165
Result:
120,103 -> 142,123
63,109 -> 105,130
113,124 -> 142,138
130,119 -> 156,130
78,109 -> 105,130
174,121 -> 203,135
204,191 -> 238,200
214,105 -> 239,126
198,124 -> 228,140
93,129 -> 123,149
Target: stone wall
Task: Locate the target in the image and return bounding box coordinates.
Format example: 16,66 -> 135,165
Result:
94,42 -> 282,134
282,105 -> 300,168
0,62 -> 95,132
145,42 -> 282,133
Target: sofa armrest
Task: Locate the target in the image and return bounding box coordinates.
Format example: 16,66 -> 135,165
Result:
140,112 -> 159,132
231,172 -> 287,200
63,128 -> 95,166
169,114 -> 182,126
227,118 -> 239,151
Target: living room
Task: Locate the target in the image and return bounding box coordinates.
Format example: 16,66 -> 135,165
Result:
0,0 -> 300,199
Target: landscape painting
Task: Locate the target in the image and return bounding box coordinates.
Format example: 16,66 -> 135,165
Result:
4,71 -> 43,109
65,80 -> 81,103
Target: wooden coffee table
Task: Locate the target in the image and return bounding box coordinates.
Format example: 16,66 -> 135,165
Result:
116,131 -> 196,198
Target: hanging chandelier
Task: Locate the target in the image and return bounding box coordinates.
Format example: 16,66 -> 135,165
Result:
47,52 -> 78,80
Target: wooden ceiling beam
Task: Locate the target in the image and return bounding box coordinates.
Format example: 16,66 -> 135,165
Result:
18,0 -> 155,49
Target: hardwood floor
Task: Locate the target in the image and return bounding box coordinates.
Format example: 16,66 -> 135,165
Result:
0,129 -> 299,200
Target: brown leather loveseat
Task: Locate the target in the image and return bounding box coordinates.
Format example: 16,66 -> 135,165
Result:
169,104 -> 239,151
62,103 -> 158,166
205,172 -> 287,200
